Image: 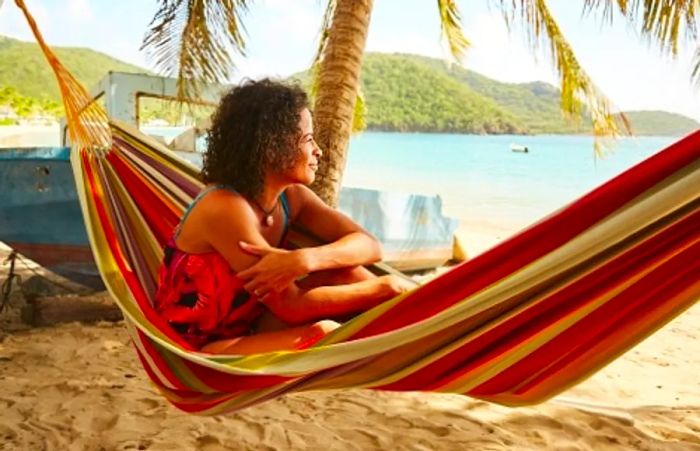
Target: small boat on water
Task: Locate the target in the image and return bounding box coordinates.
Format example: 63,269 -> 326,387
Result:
510,143 -> 529,153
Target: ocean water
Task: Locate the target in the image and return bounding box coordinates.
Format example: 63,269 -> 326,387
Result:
343,133 -> 677,230
143,127 -> 677,231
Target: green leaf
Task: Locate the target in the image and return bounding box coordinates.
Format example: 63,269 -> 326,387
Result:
436,0 -> 470,62
141,0 -> 250,102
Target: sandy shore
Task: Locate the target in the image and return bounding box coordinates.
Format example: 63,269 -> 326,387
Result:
1,241 -> 698,450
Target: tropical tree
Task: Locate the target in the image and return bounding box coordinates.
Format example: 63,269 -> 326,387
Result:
141,0 -> 699,206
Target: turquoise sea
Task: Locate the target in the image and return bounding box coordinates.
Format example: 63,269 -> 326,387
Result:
144,127 -> 678,231
343,133 -> 676,230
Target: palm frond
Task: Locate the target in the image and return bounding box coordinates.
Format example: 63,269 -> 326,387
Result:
583,0 -> 698,54
638,0 -> 697,54
351,87 -> 367,133
582,0 -> 698,91
141,0 -> 249,102
580,0 -> 629,23
493,0 -> 630,153
436,0 -> 470,62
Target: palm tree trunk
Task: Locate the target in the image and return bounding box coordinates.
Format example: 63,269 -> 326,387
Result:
310,0 -> 373,207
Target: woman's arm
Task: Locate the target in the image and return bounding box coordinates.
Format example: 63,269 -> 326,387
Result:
286,184 -> 384,269
237,184 -> 383,295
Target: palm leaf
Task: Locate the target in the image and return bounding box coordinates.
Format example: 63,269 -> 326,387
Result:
493,0 -> 630,153
580,0 -> 629,23
635,0 -> 697,55
583,1 -> 698,91
583,0 -> 697,55
351,87 -> 367,133
436,0 -> 471,62
141,0 -> 249,102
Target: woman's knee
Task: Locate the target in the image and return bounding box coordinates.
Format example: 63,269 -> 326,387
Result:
292,320 -> 341,349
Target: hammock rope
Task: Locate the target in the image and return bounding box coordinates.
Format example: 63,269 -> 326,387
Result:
15,0 -> 700,415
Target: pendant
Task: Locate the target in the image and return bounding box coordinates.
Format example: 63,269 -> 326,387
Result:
264,214 -> 274,227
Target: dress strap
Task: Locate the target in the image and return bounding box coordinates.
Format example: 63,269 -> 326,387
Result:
173,185 -> 237,240
279,191 -> 290,247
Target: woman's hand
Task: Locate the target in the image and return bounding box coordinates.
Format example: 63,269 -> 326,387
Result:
237,241 -> 310,299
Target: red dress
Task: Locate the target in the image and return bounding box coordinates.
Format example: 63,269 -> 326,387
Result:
154,240 -> 265,348
154,187 -> 289,348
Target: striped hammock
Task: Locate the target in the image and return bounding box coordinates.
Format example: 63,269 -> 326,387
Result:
75,122 -> 699,414
15,0 -> 699,415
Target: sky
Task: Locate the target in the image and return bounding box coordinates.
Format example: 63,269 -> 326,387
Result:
1,0 -> 699,121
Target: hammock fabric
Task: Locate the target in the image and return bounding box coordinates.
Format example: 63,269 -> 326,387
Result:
15,0 -> 700,415
67,121 -> 698,414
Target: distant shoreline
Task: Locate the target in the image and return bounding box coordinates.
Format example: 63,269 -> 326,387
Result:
362,126 -> 692,137
0,124 -> 690,149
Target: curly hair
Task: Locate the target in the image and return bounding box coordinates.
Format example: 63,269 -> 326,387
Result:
201,78 -> 310,198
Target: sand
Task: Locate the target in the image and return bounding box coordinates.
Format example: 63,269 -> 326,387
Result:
1,241 -> 698,451
0,125 -> 61,148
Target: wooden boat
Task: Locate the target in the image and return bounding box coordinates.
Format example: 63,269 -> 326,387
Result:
0,146 -> 102,288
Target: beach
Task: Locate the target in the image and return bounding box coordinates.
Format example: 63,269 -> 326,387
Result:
0,125 -> 61,148
1,234 -> 698,450
1,128 -> 697,449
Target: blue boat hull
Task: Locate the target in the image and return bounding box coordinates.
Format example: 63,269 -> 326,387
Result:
0,147 -> 104,289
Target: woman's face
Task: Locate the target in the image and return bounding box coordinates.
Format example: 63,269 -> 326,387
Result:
288,108 -> 321,185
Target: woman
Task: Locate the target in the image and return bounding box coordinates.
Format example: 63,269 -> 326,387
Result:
154,79 -> 413,355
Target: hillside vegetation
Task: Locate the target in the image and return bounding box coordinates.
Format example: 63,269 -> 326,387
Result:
620,111 -> 699,136
1,35 -> 697,136
0,35 -> 143,100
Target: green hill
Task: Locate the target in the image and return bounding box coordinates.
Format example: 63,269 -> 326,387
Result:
1,36 -> 697,135
398,54 -> 586,134
357,53 -> 698,135
296,53 -> 698,136
0,35 -> 144,100
619,110 -> 699,136
359,54 -> 524,134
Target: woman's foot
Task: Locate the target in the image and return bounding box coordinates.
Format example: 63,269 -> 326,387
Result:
201,319 -> 341,355
381,275 -> 418,296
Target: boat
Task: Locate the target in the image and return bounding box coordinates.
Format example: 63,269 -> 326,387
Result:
510,143 -> 529,153
0,146 -> 101,288
0,72 -> 460,289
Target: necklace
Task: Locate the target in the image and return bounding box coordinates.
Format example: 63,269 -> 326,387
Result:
249,197 -> 278,227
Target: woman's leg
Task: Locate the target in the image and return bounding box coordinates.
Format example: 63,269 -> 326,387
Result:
297,265 -> 376,289
201,320 -> 340,355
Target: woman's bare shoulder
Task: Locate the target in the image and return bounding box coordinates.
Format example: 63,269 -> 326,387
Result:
285,184 -> 321,204
196,188 -> 256,224
284,184 -> 318,219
